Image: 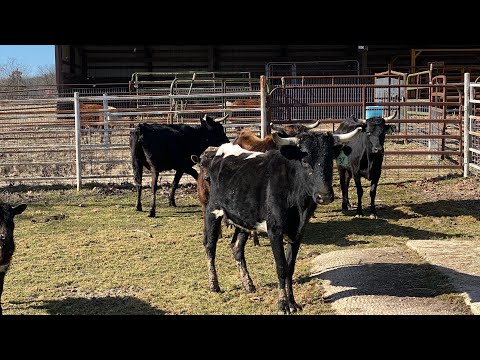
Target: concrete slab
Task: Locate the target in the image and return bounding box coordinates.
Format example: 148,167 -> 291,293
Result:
407,240 -> 480,315
310,246 -> 472,315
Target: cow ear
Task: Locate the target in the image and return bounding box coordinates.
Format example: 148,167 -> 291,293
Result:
280,146 -> 306,160
13,204 -> 27,216
385,125 -> 396,134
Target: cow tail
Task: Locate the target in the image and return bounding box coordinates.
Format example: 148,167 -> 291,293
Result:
130,126 -> 145,187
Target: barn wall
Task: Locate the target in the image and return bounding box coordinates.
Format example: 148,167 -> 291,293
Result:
56,45 -> 480,85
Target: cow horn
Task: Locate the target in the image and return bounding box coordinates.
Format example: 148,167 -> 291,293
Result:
333,127 -> 362,143
272,131 -> 299,146
214,114 -> 229,122
357,118 -> 367,124
305,120 -> 321,129
383,110 -> 397,121
270,122 -> 284,132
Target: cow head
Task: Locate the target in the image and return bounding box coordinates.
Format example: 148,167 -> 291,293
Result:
358,111 -> 396,154
0,203 -> 27,267
200,114 -> 230,147
270,120 -> 321,136
272,127 -> 361,205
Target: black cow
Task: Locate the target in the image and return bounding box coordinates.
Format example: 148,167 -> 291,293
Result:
130,114 -> 230,217
0,203 -> 27,315
334,111 -> 396,218
202,127 -> 361,314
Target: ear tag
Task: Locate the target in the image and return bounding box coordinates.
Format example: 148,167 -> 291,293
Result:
336,149 -> 349,167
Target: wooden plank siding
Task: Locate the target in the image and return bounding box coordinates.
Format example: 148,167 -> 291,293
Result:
56,45 -> 480,85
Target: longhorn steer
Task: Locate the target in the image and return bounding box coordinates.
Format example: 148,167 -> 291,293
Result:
229,120 -> 321,245
334,111 -> 397,218
203,127 -> 361,314
130,114 -> 230,217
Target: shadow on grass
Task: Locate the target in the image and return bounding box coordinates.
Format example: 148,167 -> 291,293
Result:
409,199 -> 480,220
303,217 -> 460,246
306,262 -> 480,305
32,296 -> 165,315
336,199 -> 480,221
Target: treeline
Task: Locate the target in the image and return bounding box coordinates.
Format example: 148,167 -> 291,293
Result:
0,58 -> 56,91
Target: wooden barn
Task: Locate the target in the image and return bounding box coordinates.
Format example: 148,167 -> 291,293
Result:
55,45 -> 480,86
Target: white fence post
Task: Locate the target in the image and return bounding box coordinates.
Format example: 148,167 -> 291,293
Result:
463,73 -> 471,177
102,93 -> 110,147
74,92 -> 82,190
260,75 -> 268,139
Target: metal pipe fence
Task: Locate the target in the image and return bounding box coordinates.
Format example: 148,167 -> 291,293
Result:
0,86 -> 263,188
1,72 -> 478,187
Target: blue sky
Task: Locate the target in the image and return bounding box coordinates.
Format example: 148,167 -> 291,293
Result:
0,45 -> 55,76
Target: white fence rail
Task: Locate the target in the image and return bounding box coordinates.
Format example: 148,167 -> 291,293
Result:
465,73 -> 480,175
0,81 -> 266,188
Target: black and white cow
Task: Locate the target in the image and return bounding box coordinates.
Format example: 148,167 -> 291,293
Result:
334,111 -> 396,218
130,114 -> 230,217
0,203 -> 27,315
202,127 -> 361,314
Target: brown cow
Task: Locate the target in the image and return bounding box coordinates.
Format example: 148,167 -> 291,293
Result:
79,103 -> 117,144
226,99 -> 260,108
233,121 -> 321,152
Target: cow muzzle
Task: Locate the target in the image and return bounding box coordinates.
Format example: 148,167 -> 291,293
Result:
315,192 -> 334,205
372,146 -> 384,154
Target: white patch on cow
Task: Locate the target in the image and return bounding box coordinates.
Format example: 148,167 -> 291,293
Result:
215,143 -> 262,159
0,263 -> 10,273
255,221 -> 268,233
211,209 -> 224,218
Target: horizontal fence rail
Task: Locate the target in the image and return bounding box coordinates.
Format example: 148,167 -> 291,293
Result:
2,71 -> 479,188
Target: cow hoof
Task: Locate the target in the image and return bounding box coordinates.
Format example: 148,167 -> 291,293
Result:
355,214 -> 362,218
135,206 -> 142,212
277,300 -> 291,315
169,202 -> 177,207
148,211 -> 156,218
244,283 -> 256,293
369,214 -> 377,219
289,300 -> 303,313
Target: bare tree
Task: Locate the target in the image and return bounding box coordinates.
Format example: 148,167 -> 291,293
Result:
0,57 -> 30,90
30,64 -> 56,86
0,57 -> 56,99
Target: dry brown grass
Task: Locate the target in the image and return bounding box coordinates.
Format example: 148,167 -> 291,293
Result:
0,172 -> 478,315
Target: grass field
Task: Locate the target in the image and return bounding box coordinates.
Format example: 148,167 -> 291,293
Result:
1,172 -> 479,315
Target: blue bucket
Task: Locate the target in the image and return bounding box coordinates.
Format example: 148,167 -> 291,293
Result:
365,106 -> 383,119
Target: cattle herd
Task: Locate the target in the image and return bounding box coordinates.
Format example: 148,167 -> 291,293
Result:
0,110 -> 398,315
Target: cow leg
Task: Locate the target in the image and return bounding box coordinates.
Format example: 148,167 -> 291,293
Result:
148,170 -> 160,217
252,231 -> 260,246
231,228 -> 256,293
354,175 -> 364,216
268,229 -> 291,314
169,167 -> 198,207
204,210 -> 223,292
339,167 -> 352,211
0,271 -> 5,315
369,180 -> 379,219
285,240 -> 302,313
